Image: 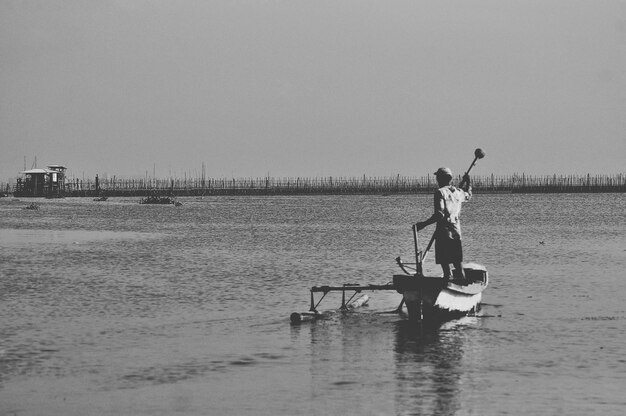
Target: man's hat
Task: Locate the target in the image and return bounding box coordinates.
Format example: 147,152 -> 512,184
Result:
434,167 -> 453,177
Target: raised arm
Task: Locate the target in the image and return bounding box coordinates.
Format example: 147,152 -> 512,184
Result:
460,173 -> 472,199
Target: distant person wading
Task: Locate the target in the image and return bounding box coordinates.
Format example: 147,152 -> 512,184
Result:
415,167 -> 472,282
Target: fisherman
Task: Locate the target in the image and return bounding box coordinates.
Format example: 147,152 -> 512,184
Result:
415,167 -> 471,282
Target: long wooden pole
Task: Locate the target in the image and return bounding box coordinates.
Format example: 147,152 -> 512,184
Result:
412,224 -> 420,269
421,232 -> 436,263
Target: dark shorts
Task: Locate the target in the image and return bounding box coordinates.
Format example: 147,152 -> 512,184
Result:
435,233 -> 463,264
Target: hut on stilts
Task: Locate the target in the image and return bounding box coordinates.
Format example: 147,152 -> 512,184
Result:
14,165 -> 67,198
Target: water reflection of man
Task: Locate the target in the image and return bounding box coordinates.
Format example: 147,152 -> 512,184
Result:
415,167 -> 471,282
393,320 -> 463,416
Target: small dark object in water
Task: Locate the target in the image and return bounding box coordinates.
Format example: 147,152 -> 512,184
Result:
93,196 -> 108,202
24,202 -> 40,210
140,195 -> 180,205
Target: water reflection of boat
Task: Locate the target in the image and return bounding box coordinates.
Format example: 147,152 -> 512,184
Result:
294,311 -> 479,415
393,318 -> 474,415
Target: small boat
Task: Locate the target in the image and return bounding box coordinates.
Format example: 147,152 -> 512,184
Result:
393,262 -> 488,322
139,195 -> 181,205
291,227 -> 488,324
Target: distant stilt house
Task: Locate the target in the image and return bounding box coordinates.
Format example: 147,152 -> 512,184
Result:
14,165 -> 67,198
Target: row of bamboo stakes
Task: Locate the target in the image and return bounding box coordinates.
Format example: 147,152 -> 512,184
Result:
18,173 -> 622,196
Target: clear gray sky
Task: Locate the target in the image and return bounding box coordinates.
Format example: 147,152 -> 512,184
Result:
1,0 -> 625,180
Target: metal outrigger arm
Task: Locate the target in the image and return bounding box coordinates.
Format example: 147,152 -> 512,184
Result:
308,283 -> 395,313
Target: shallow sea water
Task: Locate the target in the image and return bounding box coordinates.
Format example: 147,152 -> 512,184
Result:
1,193 -> 625,415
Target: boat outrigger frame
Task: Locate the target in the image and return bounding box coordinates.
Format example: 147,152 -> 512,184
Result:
304,225 -> 430,313
308,283 -> 395,314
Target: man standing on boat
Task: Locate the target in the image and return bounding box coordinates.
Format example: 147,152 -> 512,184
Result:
415,167 -> 472,282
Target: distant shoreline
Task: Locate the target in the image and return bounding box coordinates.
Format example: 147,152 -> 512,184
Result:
4,173 -> 623,197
